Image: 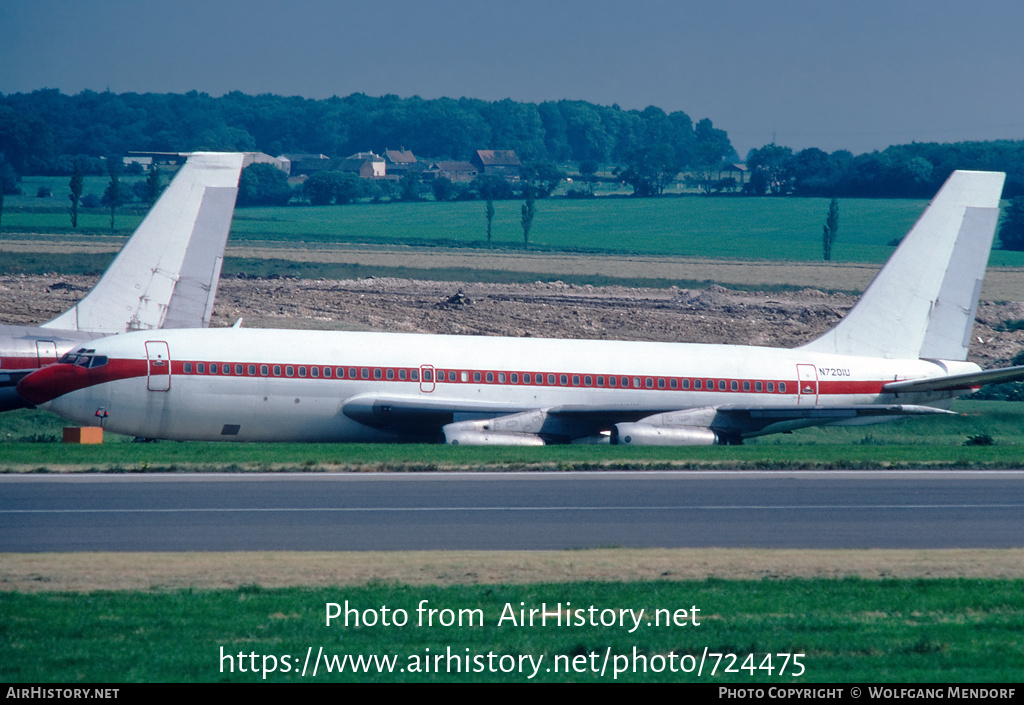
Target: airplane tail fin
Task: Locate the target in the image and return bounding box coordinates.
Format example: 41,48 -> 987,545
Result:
42,152 -> 245,334
799,170 -> 1005,360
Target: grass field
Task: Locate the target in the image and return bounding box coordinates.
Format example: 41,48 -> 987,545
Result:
1,401 -> 1022,472
2,579 -> 1022,682
7,192 -> 1024,266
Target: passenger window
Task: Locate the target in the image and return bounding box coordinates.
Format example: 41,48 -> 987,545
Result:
730,380 -> 738,391
210,363 -> 218,374
184,362 -> 192,373
423,369 -> 433,382
349,368 -> 357,379
743,381 -> 750,391
262,365 -> 270,376
459,371 -> 467,382
719,380 -> 727,391
273,365 -> 281,376
311,367 -> 319,378
299,366 -> 307,377
248,365 -> 256,375
779,382 -> 786,393
633,377 -> 641,388
596,376 -> 604,386
658,378 -> 665,389
235,364 -> 243,375
373,369 -> 382,380
324,367 -> 332,378
560,374 -> 568,385
386,369 -> 394,380
755,381 -> 762,391
584,375 -> 592,386
197,363 -> 205,374
694,379 -> 702,390
547,374 -> 556,385
669,378 -> 677,389
609,377 -> 616,387
222,364 -> 230,375
510,373 -> 518,383
411,369 -> 419,381
523,373 -> 531,384
645,378 -> 653,389
486,372 -> 494,383
572,375 -> 579,386
399,369 -> 407,380
361,369 -> 369,379
498,373 -> 506,383
681,379 -> 689,390
767,382 -> 775,392
286,366 -> 294,377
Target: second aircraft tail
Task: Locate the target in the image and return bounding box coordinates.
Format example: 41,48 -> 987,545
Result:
42,152 -> 246,334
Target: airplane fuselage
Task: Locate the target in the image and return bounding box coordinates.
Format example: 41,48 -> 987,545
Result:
0,325 -> 101,411
20,327 -> 979,444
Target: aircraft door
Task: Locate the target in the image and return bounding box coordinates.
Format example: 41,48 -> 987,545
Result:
420,365 -> 435,393
35,341 -> 58,366
796,364 -> 818,404
146,341 -> 171,392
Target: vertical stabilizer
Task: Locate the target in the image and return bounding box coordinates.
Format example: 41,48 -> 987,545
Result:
799,170 -> 1005,360
42,152 -> 245,334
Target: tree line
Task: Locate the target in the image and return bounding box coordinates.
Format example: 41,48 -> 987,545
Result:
746,141 -> 1024,199
0,89 -> 734,177
3,88 -> 1024,205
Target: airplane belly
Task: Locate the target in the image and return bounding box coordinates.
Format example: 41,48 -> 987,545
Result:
86,377 -> 408,442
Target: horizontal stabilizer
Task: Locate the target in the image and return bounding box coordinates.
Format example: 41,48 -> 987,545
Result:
883,365 -> 1024,393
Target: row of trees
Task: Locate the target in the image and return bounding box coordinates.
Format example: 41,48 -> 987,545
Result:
746,141 -> 1024,199
0,89 -> 736,177
237,163 -> 556,207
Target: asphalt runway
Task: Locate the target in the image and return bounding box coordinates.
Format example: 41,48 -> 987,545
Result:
2,471 -> 1023,552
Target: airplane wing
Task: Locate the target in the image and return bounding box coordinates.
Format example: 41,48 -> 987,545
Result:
342,391 -> 958,445
882,365 -> 1024,393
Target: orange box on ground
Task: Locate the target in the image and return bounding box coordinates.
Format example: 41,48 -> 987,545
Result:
62,427 -> 103,444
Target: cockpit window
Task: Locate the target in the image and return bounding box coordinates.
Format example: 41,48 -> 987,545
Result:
56,348 -> 107,369
59,348 -> 88,365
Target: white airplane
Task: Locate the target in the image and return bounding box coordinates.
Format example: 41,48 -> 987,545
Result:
0,152 -> 245,411
18,170 -> 1024,445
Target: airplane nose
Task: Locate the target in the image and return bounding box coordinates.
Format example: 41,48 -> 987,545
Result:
16,364 -> 90,406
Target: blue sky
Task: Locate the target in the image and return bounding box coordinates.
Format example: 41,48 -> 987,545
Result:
3,0 -> 1023,157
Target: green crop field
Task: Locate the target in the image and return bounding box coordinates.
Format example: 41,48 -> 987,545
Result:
7,190 -> 1024,266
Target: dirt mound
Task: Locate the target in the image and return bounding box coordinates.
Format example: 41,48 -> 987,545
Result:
2,274 -> 1021,367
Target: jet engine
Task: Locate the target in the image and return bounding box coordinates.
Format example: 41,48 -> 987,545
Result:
611,423 -> 719,446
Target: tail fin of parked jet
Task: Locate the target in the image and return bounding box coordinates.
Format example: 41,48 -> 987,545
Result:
799,170 -> 1005,361
42,152 -> 245,334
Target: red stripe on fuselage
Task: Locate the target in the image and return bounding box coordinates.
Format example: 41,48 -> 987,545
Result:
18,355 -> 898,406
0,356 -> 44,371
16,359 -> 147,405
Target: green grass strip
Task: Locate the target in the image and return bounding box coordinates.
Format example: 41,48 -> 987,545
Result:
2,580 -> 1022,682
